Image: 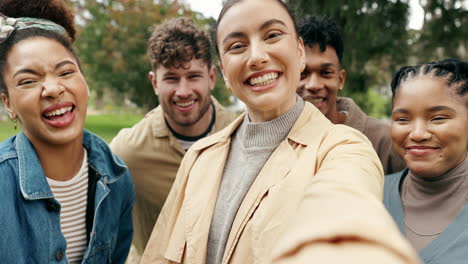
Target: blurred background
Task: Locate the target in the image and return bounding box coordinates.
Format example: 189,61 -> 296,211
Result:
0,0 -> 466,142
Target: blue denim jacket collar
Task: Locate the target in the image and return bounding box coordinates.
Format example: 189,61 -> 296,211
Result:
17,130 -> 128,200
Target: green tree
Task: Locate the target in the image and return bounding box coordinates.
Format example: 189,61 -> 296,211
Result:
414,0 -> 467,61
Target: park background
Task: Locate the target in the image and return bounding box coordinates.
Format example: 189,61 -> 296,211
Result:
0,0 -> 466,142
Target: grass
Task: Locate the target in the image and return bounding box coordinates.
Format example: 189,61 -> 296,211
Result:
0,113 -> 143,143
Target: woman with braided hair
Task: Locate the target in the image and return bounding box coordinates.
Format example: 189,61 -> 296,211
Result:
0,1 -> 134,263
384,58 -> 468,263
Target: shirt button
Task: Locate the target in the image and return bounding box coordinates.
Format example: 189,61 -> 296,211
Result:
56,250 -> 63,261
46,200 -> 57,211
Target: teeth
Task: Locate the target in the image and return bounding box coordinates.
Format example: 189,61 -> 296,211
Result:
45,106 -> 72,117
176,101 -> 195,107
308,98 -> 324,105
248,72 -> 279,86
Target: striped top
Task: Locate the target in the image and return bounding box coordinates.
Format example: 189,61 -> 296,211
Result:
47,149 -> 88,264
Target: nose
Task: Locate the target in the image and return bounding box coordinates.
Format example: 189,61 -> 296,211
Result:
174,78 -> 191,98
248,41 -> 268,69
41,79 -> 65,98
299,73 -> 324,95
409,120 -> 431,142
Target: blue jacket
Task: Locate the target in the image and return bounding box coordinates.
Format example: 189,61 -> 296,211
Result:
0,130 -> 135,264
384,170 -> 468,264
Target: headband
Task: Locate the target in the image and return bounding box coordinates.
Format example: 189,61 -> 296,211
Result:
0,13 -> 68,44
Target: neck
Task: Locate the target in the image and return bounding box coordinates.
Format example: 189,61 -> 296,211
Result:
33,137 -> 85,181
166,103 -> 214,137
328,108 -> 346,124
248,95 -> 297,123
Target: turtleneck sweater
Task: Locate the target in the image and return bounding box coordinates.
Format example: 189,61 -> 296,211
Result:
206,96 -> 304,264
402,155 -> 468,251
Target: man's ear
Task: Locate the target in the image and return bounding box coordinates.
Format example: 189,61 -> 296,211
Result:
338,68 -> 346,91
148,71 -> 158,96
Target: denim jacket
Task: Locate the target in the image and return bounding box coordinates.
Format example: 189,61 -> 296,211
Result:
0,130 -> 135,264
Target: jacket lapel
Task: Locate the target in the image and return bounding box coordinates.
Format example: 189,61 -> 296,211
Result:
182,115 -> 245,263
222,141 -> 298,262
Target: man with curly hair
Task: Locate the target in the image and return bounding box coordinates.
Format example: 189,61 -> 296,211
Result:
110,17 -> 236,262
296,15 -> 405,174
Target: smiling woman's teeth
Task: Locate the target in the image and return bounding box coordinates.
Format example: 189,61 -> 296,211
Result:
44,106 -> 72,117
249,72 -> 279,86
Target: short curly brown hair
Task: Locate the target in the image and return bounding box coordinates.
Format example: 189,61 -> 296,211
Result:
147,17 -> 212,71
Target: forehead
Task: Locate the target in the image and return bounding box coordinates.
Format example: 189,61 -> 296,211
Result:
217,0 -> 295,40
304,45 -> 340,66
395,76 -> 464,108
6,37 -> 75,73
155,59 -> 209,75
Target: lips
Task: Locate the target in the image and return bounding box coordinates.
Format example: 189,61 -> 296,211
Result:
406,145 -> 440,156
42,102 -> 76,128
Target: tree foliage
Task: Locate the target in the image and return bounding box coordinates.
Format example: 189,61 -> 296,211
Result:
71,0 -> 231,111
414,0 -> 467,61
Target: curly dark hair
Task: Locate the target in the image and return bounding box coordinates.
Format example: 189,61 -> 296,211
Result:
147,17 -> 212,71
298,15 -> 344,64
0,0 -> 79,96
391,58 -> 468,104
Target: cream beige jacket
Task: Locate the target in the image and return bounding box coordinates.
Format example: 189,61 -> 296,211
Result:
141,102 -> 420,264
109,97 -> 236,258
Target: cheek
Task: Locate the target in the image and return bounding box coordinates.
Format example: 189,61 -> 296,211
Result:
391,125 -> 407,143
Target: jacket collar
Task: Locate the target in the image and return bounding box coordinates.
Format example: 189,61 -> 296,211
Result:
17,130 -> 127,200
192,102 -> 331,151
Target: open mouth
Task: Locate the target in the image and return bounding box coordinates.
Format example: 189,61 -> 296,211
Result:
43,106 -> 74,120
307,98 -> 325,105
246,72 -> 280,87
174,100 -> 196,108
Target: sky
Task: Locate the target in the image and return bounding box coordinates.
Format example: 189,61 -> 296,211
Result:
184,0 -> 425,30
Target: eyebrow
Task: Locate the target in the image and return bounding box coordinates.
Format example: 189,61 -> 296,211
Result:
13,60 -> 76,78
222,18 -> 288,45
427,105 -> 456,113
392,105 -> 456,115
321,63 -> 337,68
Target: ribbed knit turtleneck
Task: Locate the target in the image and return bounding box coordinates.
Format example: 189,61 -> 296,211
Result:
402,155 -> 468,251
206,96 -> 304,264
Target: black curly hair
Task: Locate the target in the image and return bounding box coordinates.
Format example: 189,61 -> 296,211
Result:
391,58 -> 468,105
297,15 -> 344,64
0,0 -> 79,96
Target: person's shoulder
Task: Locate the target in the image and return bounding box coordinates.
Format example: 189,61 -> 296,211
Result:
0,135 -> 18,164
365,115 -> 391,131
110,107 -> 162,150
